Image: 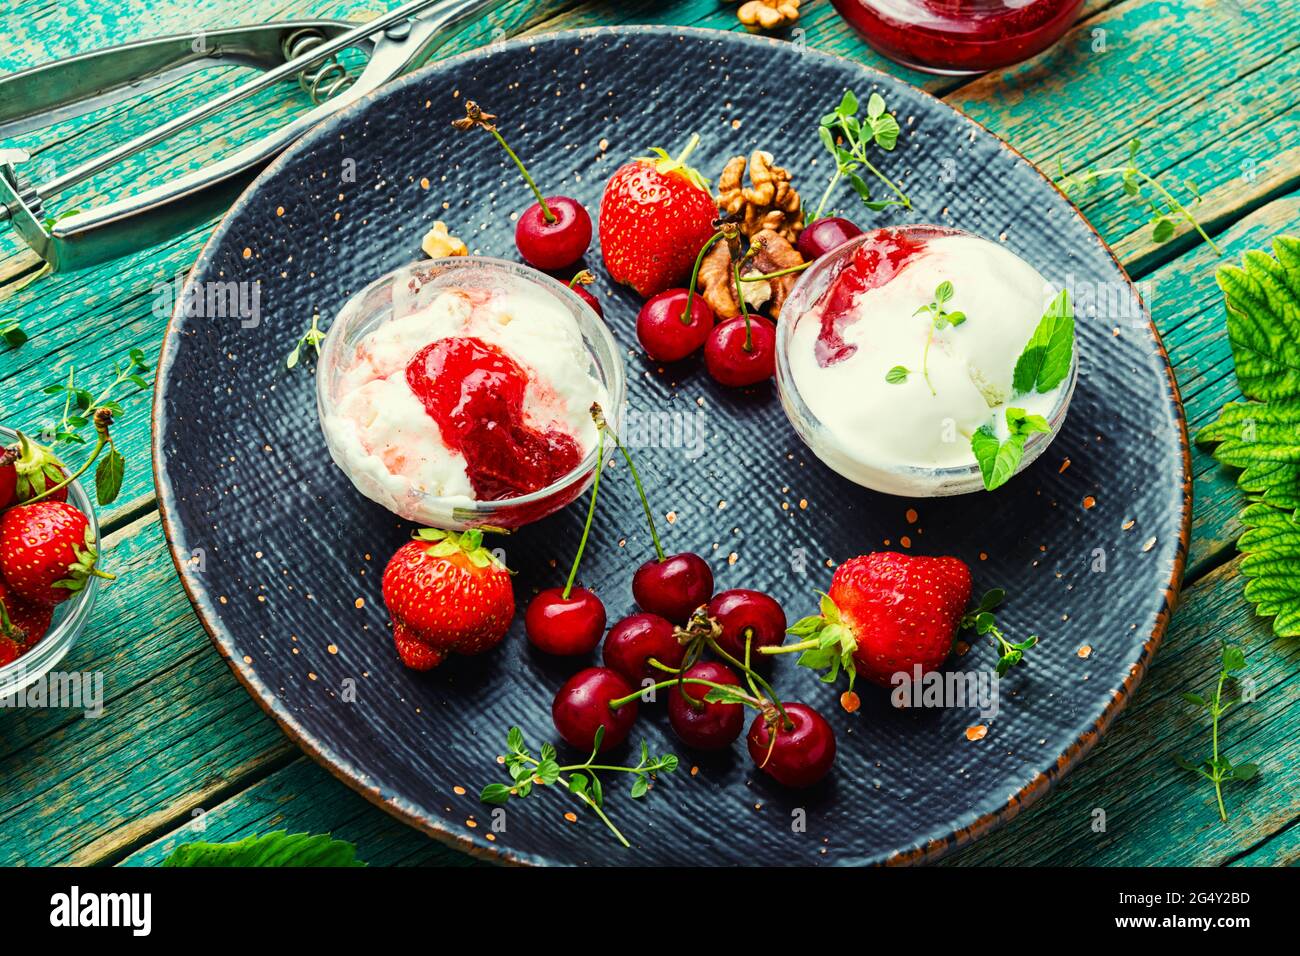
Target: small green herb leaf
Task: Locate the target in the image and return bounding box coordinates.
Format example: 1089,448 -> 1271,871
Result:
885,365 -> 910,384
94,447 -> 125,505
1011,289 -> 1074,395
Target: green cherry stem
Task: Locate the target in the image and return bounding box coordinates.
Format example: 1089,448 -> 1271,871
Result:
592,405 -> 665,562
489,126 -> 554,223
705,634 -> 790,726
732,259 -> 754,352
683,229 -> 725,326
606,677 -> 758,711
561,428 -> 606,600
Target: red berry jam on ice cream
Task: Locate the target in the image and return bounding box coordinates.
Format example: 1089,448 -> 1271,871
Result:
320,263 -> 610,525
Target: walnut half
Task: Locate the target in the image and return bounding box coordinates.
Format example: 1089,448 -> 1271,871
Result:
717,150 -> 804,243
698,229 -> 805,320
420,220 -> 468,259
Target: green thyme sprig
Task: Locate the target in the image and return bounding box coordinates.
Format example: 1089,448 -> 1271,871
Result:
960,588 -> 1038,677
1175,645 -> 1259,822
19,350 -> 152,506
1058,138 -> 1221,255
286,315 -> 327,370
480,726 -> 678,848
811,89 -> 910,222
907,280 -> 967,395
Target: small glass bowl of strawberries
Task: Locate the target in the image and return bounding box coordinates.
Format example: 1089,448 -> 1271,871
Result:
0,426 -> 103,700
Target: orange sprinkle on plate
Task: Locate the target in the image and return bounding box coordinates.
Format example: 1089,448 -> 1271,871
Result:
965,725 -> 988,741
840,691 -> 861,713
1077,645 -> 1092,659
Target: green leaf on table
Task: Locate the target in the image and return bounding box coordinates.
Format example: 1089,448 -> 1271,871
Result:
94,448 -> 125,505
162,831 -> 365,867
2,325 -> 26,348
1196,236 -> 1300,637
1011,289 -> 1074,394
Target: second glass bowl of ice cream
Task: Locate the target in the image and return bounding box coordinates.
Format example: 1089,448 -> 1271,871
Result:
776,226 -> 1077,497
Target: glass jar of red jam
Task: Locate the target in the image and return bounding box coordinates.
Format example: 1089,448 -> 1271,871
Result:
830,0 -> 1086,75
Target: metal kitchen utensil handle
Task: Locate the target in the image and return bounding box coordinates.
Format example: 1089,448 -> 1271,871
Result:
0,20 -> 358,140
0,0 -> 502,272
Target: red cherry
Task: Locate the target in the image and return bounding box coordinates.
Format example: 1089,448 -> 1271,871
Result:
704,315 -> 777,387
636,289 -> 714,362
632,552 -> 714,623
525,586 -> 607,656
668,661 -> 746,750
746,702 -> 836,788
707,589 -> 787,660
515,196 -> 592,271
796,216 -> 864,260
602,612 -> 685,685
552,667 -> 638,753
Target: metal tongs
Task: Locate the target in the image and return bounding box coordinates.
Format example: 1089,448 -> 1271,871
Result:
0,0 -> 501,272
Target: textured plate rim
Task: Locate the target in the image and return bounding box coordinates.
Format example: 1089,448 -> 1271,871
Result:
151,24 -> 1193,867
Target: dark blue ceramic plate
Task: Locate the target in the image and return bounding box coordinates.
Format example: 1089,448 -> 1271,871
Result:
154,27 -> 1190,866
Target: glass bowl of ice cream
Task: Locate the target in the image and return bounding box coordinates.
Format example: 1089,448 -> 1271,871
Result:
776,226 -> 1077,497
317,258 -> 625,530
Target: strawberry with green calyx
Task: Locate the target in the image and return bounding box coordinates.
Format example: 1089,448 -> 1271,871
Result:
600,134 -> 721,298
381,527 -> 514,671
763,552 -> 972,700
9,432 -> 69,505
23,408 -> 126,508
0,501 -> 113,606
960,587 -> 1038,676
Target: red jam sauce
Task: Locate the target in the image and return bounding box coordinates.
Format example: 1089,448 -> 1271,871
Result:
814,229 -> 927,367
830,0 -> 1085,74
405,336 -> 581,501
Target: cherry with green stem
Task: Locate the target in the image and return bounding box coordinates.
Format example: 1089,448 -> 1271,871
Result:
480,725 -> 679,848
524,428 -> 608,656
453,99 -> 592,271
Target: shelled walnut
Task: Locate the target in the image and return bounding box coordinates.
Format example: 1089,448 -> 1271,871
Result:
420,220 -> 468,259
698,228 -> 804,320
733,0 -> 801,32
717,151 -> 804,242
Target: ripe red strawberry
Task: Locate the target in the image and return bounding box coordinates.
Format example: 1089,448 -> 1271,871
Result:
0,578 -> 54,649
781,552 -> 972,690
0,501 -> 108,606
381,528 -> 514,671
599,135 -> 719,298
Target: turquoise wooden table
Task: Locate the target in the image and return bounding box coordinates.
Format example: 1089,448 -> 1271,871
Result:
1,0 -> 1296,867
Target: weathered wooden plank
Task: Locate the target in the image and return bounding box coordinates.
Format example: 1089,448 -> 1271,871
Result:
118,756 -> 482,866
0,512 -> 296,866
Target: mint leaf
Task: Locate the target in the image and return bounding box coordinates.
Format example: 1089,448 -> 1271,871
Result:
971,408 -> 1052,491
2,325 -> 26,348
885,365 -> 909,384
163,831 -> 364,867
1012,289 -> 1074,394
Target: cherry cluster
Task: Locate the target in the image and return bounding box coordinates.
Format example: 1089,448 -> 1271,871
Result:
522,411 -> 836,789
